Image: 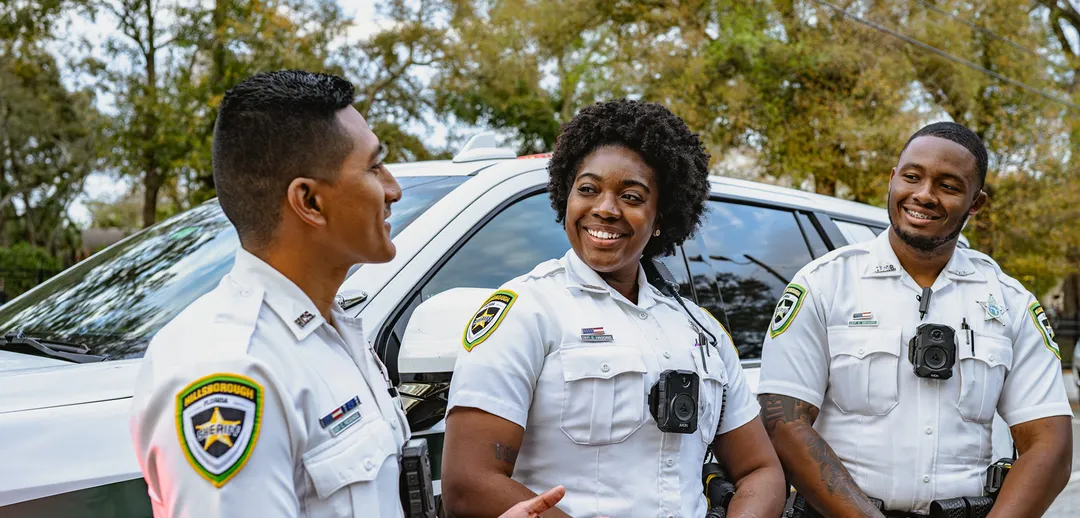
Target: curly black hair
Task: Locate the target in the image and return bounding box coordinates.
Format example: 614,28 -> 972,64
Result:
547,99 -> 711,259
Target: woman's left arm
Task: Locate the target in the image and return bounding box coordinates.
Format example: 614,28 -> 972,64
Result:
712,417 -> 787,518
701,307 -> 786,517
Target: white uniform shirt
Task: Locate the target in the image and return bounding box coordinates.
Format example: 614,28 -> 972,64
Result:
130,249 -> 411,518
447,249 -> 759,518
759,231 -> 1070,514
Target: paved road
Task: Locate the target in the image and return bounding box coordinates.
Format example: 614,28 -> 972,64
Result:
1045,368 -> 1079,517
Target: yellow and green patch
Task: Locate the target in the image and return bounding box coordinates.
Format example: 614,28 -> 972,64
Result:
463,290 -> 518,351
176,373 -> 263,487
770,284 -> 806,339
1028,302 -> 1059,359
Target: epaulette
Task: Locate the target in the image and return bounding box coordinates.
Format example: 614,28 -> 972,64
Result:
965,249 -> 1028,295
523,258 -> 564,281
804,242 -> 871,276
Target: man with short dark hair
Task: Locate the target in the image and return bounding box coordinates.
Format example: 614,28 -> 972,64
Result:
758,122 -> 1072,517
129,70 -> 565,518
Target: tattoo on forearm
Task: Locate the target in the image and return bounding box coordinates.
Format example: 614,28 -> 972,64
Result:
759,394 -> 878,515
759,393 -> 818,434
493,443 -> 518,465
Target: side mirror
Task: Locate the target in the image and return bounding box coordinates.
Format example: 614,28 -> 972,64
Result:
396,287 -> 491,433
398,287 -> 492,378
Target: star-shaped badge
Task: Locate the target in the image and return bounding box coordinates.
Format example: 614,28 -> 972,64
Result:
977,294 -> 1008,324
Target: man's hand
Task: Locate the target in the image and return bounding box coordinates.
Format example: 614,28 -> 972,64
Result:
498,486 -> 565,518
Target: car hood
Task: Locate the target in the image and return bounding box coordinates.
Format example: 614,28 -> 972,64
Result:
0,355 -> 141,415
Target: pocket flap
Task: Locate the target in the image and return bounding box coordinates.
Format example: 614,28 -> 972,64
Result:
827,326 -> 902,359
302,418 -> 397,499
960,332 -> 1013,369
690,345 -> 728,384
561,345 -> 647,382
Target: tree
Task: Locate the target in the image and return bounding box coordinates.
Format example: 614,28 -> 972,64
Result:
0,0 -> 102,261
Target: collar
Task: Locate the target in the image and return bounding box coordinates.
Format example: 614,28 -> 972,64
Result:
227,248 -> 327,341
862,231 -> 903,279
862,230 -> 986,283
562,249 -> 669,310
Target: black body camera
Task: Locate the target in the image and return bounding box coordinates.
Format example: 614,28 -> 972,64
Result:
907,323 -> 956,379
400,438 -> 437,518
649,369 -> 698,434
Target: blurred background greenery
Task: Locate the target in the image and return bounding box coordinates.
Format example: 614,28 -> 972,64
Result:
3,0 -> 1080,358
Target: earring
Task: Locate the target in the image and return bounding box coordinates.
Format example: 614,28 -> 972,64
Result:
653,229 -> 661,237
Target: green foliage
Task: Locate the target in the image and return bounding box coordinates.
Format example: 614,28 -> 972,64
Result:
0,243 -> 64,297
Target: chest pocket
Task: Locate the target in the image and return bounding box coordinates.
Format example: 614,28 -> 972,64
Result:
560,344 -> 647,445
303,417 -> 399,516
690,345 -> 728,443
826,326 -> 902,416
956,332 -> 1013,423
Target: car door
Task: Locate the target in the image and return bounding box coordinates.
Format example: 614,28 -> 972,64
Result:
687,199 -> 833,363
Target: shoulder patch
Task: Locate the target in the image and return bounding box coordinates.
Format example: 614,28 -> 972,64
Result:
770,284 -> 807,338
1027,302 -> 1060,359
463,290 -> 518,351
176,373 -> 263,487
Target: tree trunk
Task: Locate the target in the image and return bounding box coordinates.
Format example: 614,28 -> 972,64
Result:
141,0 -> 161,228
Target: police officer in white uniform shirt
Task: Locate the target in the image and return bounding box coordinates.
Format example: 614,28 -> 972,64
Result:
758,122 -> 1072,517
130,70 -> 568,518
441,99 -> 786,518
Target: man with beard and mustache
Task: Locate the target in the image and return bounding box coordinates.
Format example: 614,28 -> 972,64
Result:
756,122 -> 1072,517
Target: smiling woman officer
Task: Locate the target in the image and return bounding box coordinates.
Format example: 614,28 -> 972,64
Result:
441,99 -> 786,518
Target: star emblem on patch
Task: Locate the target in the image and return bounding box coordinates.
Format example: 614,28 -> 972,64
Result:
177,374 -> 262,487
977,294 -> 1008,325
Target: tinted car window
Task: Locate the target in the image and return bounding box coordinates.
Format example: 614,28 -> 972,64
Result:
691,201 -> 815,359
834,220 -> 879,245
421,193 -> 568,300
0,176 -> 466,359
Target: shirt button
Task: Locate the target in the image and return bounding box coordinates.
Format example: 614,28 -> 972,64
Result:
601,364 -> 610,373
989,354 -> 995,361
666,459 -> 674,467
857,348 -> 864,355
925,427 -> 932,435
639,312 -> 648,320
923,475 -> 930,483
663,352 -> 671,359
391,421 -> 398,429
364,459 -> 375,471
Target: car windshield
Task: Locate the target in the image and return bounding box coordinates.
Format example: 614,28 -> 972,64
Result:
0,175 -> 467,360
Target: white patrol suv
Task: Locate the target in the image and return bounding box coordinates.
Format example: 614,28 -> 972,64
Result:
0,135 -> 995,516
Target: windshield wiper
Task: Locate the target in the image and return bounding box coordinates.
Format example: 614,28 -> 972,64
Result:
2,332 -> 107,363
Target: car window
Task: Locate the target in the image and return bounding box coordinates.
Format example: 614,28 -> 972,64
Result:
796,212 -> 829,258
421,193 -> 568,300
1,478 -> 152,517
834,220 -> 879,245
0,176 -> 466,359
691,201 -> 816,359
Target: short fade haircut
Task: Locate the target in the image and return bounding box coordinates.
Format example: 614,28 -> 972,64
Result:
213,70 -> 357,246
900,121 -> 988,188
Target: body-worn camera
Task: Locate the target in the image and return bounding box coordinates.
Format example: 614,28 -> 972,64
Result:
400,438 -> 437,518
649,369 -> 698,434
908,323 -> 956,379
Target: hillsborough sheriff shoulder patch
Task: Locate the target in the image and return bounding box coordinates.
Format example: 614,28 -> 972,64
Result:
1028,302 -> 1059,359
463,290 -> 518,352
176,373 -> 263,487
770,283 -> 806,339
